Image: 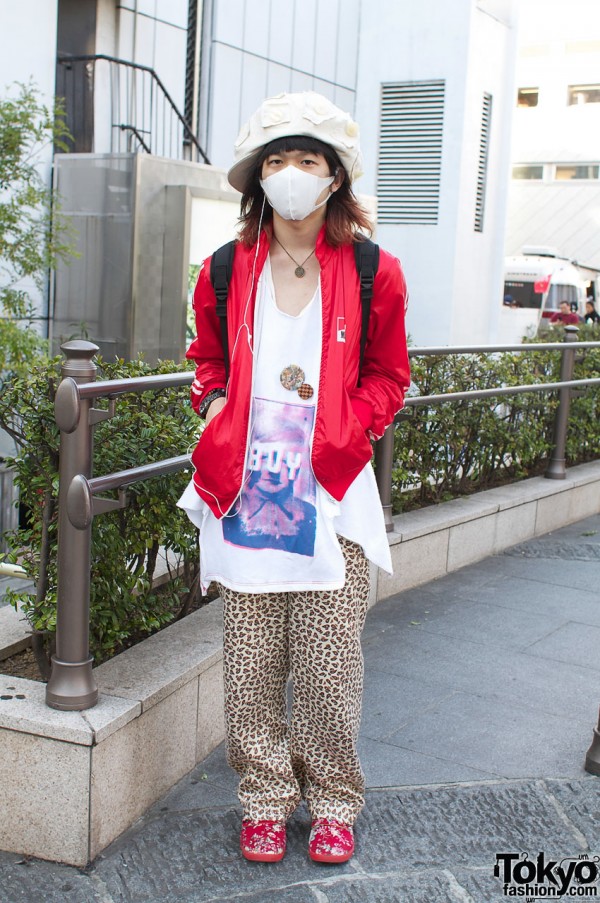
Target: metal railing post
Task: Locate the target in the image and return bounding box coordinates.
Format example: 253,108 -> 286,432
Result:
46,341 -> 100,711
375,427 -> 396,532
545,325 -> 579,480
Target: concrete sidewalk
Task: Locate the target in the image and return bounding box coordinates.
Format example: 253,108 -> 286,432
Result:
1,513 -> 600,902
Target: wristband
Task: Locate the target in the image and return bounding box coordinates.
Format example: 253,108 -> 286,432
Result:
198,388 -> 226,419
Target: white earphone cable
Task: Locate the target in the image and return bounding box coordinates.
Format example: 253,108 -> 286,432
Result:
194,195 -> 268,518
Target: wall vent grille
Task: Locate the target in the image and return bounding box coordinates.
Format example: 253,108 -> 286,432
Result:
377,80 -> 445,225
474,92 -> 493,232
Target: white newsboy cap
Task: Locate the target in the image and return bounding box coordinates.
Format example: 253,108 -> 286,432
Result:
227,91 -> 363,193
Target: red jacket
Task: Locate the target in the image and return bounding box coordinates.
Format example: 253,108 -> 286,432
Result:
187,226 -> 410,518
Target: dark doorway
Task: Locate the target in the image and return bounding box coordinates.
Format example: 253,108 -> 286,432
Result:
55,0 -> 97,152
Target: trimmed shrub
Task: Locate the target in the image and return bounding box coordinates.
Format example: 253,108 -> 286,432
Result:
1,354 -> 199,665
391,325 -> 600,513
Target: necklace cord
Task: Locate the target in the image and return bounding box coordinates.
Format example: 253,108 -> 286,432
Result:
273,235 -> 316,269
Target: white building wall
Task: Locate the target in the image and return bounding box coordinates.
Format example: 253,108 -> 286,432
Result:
117,0 -> 189,112
202,0 -> 360,170
0,0 -> 59,184
355,0 -> 518,345
355,0 -> 468,344
511,0 -> 600,164
506,0 -> 600,268
452,2 -> 518,343
93,0 -> 119,153
64,1 -> 192,158
0,0 -> 60,328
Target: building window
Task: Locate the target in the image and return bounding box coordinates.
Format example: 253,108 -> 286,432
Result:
377,80 -> 445,225
517,87 -> 539,107
568,84 -> 600,105
474,93 -> 492,233
512,165 -> 544,180
555,164 -> 600,180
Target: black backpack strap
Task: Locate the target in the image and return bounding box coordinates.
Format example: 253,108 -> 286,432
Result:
354,236 -> 380,378
210,240 -> 236,381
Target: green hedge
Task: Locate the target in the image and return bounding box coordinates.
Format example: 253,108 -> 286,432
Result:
390,324 -> 600,513
1,355 -> 199,665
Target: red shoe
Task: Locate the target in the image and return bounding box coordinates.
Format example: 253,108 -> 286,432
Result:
308,818 -> 354,863
240,819 -> 286,862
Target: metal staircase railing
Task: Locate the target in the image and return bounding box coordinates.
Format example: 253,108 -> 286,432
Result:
56,52 -> 210,164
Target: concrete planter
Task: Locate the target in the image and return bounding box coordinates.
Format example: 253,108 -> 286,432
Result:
0,601 -> 224,867
381,460 -> 600,598
1,460 -> 599,866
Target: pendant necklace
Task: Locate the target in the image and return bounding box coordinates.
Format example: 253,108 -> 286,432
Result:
273,235 -> 315,278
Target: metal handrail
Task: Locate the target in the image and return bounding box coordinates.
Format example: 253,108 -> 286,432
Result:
76,371 -> 194,399
401,377 -> 600,409
45,331 -> 600,711
89,455 -> 190,493
407,340 -> 600,355
119,123 -> 152,154
56,52 -> 210,164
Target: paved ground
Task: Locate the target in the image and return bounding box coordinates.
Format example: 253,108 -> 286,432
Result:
2,514 -> 600,902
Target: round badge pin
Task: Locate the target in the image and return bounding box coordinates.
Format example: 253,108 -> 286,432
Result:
280,364 -> 305,391
297,383 -> 314,400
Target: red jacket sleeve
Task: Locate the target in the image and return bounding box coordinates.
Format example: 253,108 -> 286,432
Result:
349,249 -> 410,439
185,258 -> 227,414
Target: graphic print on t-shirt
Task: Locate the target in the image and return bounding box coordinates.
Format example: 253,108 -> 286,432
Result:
223,397 -> 316,555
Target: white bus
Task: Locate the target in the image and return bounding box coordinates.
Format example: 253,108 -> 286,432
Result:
499,247 -> 599,342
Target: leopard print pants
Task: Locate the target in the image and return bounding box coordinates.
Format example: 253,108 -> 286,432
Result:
219,537 -> 370,825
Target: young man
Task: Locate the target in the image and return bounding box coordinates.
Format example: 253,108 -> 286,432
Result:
550,301 -> 580,325
179,92 -> 410,864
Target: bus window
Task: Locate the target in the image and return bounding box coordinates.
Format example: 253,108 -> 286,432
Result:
543,284 -> 578,315
503,281 -> 543,309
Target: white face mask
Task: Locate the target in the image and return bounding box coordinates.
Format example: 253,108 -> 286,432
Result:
260,165 -> 335,221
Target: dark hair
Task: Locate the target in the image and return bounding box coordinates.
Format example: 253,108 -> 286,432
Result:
237,135 -> 372,247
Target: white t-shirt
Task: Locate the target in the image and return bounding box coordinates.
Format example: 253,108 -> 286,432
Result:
178,259 -> 392,594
